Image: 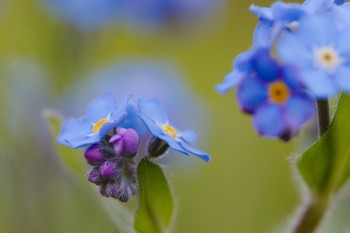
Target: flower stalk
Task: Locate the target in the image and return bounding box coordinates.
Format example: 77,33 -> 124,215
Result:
292,99 -> 331,233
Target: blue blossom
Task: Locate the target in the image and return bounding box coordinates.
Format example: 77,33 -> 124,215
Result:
277,14 -> 350,98
250,2 -> 306,47
57,93 -> 129,148
138,98 -> 210,162
236,53 -> 315,140
216,48 -> 269,94
44,0 -> 120,30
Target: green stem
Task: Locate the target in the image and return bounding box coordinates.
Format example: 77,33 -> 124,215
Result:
292,100 -> 331,233
316,99 -> 330,138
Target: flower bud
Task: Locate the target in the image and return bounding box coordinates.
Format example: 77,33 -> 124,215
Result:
87,167 -> 104,185
109,128 -> 140,157
147,137 -> 169,158
84,144 -> 108,166
100,159 -> 121,178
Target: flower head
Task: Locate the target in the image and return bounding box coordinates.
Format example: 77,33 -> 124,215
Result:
236,52 -> 315,140
277,14 -> 350,98
57,93 -> 129,148
138,98 -> 210,162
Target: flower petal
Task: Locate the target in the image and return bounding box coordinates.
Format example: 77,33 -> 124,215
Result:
158,134 -> 189,156
138,98 -> 168,125
215,70 -> 245,94
300,69 -> 338,98
180,141 -> 211,162
86,92 -> 117,123
336,28 -> 350,58
253,104 -> 288,138
57,117 -> 98,148
297,14 -> 336,46
285,93 -> 315,130
335,65 -> 350,92
277,33 -> 313,67
236,77 -> 268,113
180,130 -> 197,143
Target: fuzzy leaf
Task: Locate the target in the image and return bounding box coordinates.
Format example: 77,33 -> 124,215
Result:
297,94 -> 350,194
43,109 -> 86,177
134,159 -> 174,233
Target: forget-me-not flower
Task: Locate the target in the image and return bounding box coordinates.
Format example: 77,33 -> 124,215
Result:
235,52 -> 315,140
138,98 -> 210,162
277,14 -> 350,98
57,93 -> 129,148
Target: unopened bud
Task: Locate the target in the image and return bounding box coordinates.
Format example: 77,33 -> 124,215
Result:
84,144 -> 108,166
109,128 -> 140,157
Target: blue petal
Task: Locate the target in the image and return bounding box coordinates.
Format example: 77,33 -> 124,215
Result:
215,70 -> 245,94
253,22 -> 273,48
277,33 -> 313,67
119,103 -> 147,135
336,28 -> 350,58
98,121 -> 118,139
180,141 -> 211,163
253,104 -> 288,138
138,98 -> 168,125
297,14 -> 336,46
236,77 -> 268,113
282,65 -> 303,90
335,65 -> 350,92
180,130 -> 197,143
138,114 -> 163,137
332,3 -> 350,29
335,0 -> 346,5
273,2 -> 305,23
302,0 -> 334,13
251,53 -> 280,82
109,92 -> 131,122
56,117 -> 98,148
86,92 -> 117,123
301,69 -> 338,98
285,93 -> 315,130
250,4 -> 273,23
158,134 -> 189,156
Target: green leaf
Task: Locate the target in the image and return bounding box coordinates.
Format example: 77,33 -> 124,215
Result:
297,94 -> 350,194
134,159 -> 174,233
42,109 -> 86,178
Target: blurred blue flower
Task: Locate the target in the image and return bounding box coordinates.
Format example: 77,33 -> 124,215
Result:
57,93 -> 129,148
277,14 -> 350,98
43,0 -> 120,30
138,98 -> 210,162
236,53 -> 315,140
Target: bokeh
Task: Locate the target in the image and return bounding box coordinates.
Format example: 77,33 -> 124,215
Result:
3,0 -> 348,233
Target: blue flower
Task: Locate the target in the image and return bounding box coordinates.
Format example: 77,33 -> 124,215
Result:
250,2 -> 306,47
235,53 -> 315,140
138,98 -> 210,162
57,93 -> 129,148
216,48 -> 269,94
277,14 -> 350,98
44,0 -> 120,30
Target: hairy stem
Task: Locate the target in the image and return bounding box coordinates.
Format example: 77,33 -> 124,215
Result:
316,99 -> 330,138
291,195 -> 330,233
291,99 -> 331,233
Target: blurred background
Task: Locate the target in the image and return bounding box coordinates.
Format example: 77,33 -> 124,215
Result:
1,0 -> 350,232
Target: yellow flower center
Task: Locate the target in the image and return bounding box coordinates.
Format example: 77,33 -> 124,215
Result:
268,81 -> 290,104
162,124 -> 178,138
93,118 -> 109,133
314,47 -> 341,71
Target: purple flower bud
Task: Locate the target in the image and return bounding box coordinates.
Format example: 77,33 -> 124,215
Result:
84,144 -> 108,166
109,128 -> 140,157
100,159 -> 121,178
87,167 -> 104,185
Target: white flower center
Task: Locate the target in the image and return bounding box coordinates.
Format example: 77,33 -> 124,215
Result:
314,46 -> 342,71
287,21 -> 299,32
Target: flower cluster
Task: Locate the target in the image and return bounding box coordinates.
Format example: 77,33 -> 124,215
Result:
57,92 -> 210,201
217,0 -> 350,140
